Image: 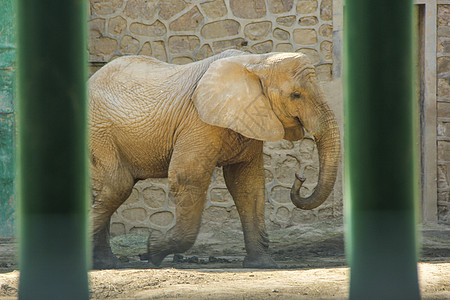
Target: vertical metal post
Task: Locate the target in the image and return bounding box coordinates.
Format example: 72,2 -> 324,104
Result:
0,0 -> 16,238
344,1 -> 421,299
16,0 -> 89,299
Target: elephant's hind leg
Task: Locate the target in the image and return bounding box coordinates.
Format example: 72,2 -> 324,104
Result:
91,162 -> 134,269
148,139 -> 219,266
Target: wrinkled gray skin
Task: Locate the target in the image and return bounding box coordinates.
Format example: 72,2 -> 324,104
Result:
89,50 -> 340,269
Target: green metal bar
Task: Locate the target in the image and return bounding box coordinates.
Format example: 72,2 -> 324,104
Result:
0,0 -> 16,238
16,0 -> 89,299
344,1 -> 421,299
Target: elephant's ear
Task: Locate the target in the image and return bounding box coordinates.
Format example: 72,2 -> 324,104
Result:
192,56 -> 285,142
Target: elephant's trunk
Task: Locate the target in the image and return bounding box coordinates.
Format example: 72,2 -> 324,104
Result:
291,108 -> 341,210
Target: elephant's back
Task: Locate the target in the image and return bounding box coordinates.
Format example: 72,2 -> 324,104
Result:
87,56 -> 201,178
89,56 -> 178,93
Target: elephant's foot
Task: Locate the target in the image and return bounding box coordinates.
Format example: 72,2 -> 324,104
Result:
93,246 -> 120,269
243,254 -> 280,269
148,250 -> 170,267
147,233 -> 174,267
148,231 -> 195,267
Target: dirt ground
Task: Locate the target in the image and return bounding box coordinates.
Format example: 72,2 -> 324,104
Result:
1,221 -> 449,299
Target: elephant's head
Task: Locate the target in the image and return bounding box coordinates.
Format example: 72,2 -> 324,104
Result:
192,52 -> 340,210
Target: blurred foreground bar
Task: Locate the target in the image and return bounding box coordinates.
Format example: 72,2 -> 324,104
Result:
16,0 -> 89,299
344,0 -> 421,299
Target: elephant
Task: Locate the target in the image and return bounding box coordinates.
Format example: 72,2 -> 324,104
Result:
88,49 -> 340,269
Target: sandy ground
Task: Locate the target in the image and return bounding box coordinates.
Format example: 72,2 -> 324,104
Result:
1,222 -> 449,299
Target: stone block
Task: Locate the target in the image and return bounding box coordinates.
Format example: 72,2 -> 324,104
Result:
152,41 -> 168,62
298,138 -> 317,161
230,0 -> 267,19
108,16 -> 127,36
438,4 -> 450,26
122,207 -> 147,222
143,186 -> 167,208
212,167 -> 226,186
120,35 -> 140,54
252,40 -> 273,53
149,211 -> 174,227
438,190 -> 450,203
320,0 -> 332,21
438,141 -> 450,162
266,140 -> 295,150
275,155 -> 301,185
438,78 -> 450,98
319,24 -> 333,38
276,15 -> 296,27
296,48 -> 320,64
296,0 -> 318,14
437,56 -> 450,75
158,0 -> 187,20
89,34 -> 118,61
213,38 -> 246,52
130,227 -> 151,234
200,0 -> 228,20
138,42 -> 152,56
130,21 -> 167,37
271,186 -> 293,204
268,0 -> 294,14
169,7 -> 204,32
274,28 -> 290,40
210,188 -> 233,206
438,202 -> 450,224
302,165 -> 319,185
316,63 -> 332,81
438,40 -> 450,54
88,63 -> 105,76
124,188 -> 139,204
195,44 -> 214,60
275,206 -> 291,222
91,0 -> 123,15
201,20 -> 241,39
111,222 -> 126,236
318,207 -> 333,220
437,121 -> 450,138
438,102 -> 450,118
172,57 -> 194,64
438,164 -> 449,189
244,21 -> 272,41
168,35 -> 200,54
263,153 -> 273,167
292,208 -> 318,224
124,0 -> 157,20
201,206 -> 241,231
275,43 -> 294,52
265,168 -> 275,184
89,18 -> 106,37
320,40 -> 332,60
438,26 -> 450,38
293,29 -> 317,45
298,16 -> 318,26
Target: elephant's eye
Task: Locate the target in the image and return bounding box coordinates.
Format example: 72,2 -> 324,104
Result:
291,92 -> 302,100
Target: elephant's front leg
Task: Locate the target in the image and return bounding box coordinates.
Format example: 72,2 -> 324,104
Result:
223,149 -> 279,269
148,141 -> 219,266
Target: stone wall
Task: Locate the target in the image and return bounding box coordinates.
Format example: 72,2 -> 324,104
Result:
88,0 -> 333,78
437,4 -> 450,224
88,0 -> 341,237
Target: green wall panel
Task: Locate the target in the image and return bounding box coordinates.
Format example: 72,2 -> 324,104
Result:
0,69 -> 15,114
0,0 -> 16,237
0,113 -> 15,237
